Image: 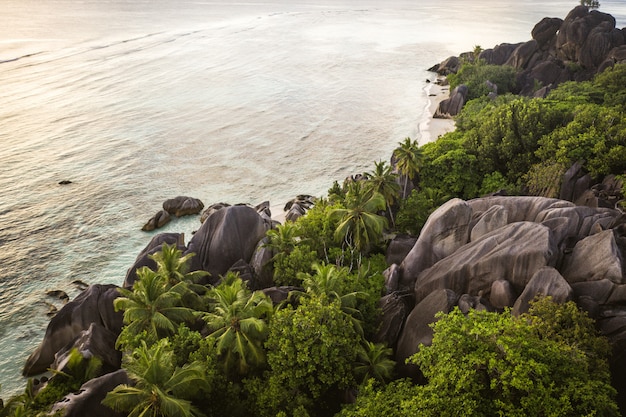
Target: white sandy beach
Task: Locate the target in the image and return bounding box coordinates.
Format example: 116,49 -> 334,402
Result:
418,79 -> 456,145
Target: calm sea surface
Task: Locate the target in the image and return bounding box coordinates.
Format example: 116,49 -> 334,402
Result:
1,0 -> 625,396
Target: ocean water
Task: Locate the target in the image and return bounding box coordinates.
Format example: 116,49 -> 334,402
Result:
1,0 -> 625,397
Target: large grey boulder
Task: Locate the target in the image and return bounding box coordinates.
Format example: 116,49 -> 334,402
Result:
470,204 -> 508,241
468,196 -> 573,224
399,198 -> 472,290
415,221 -> 558,305
532,17 -> 564,48
23,285 -> 123,376
49,369 -> 130,417
373,291 -> 413,350
248,236 -> 275,290
490,279 -> 517,309
395,289 -> 458,378
512,266 -> 573,315
163,196 -> 204,217
123,232 -> 186,288
479,43 -> 523,65
51,322 -> 121,376
434,85 -> 468,118
506,39 -> 540,69
385,234 -> 418,266
185,205 -> 270,284
561,229 -> 624,284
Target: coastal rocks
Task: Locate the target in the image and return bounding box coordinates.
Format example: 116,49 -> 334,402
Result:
561,230 -> 624,284
399,198 -> 472,290
49,369 -> 130,417
391,194 -> 626,385
284,195 -> 316,222
23,284 -> 123,376
414,221 -> 557,304
430,5 -> 626,112
141,209 -> 171,231
512,266 -> 573,315
434,85 -> 468,118
163,196 -> 204,217
395,289 -> 459,377
373,291 -> 413,350
123,232 -> 185,288
141,196 -> 204,231
51,322 -> 121,376
479,43 -> 523,65
532,17 -> 564,48
185,204 -> 271,284
385,234 -> 418,266
427,55 -> 460,75
200,202 -> 231,223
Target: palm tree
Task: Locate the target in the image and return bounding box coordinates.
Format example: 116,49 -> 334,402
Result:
150,243 -> 209,311
150,243 -> 209,287
294,263 -> 365,335
353,341 -> 396,384
115,268 -> 198,346
331,182 -> 388,255
393,137 -> 423,198
203,273 -> 274,377
364,160 -> 400,227
264,222 -> 301,264
102,340 -> 207,417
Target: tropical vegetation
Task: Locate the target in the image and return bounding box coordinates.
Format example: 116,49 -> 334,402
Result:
3,57 -> 626,417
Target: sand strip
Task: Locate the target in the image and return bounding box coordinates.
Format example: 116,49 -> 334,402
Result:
417,78 -> 456,145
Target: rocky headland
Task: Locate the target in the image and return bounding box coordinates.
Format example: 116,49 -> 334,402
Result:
8,5 -> 626,416
431,5 -> 626,118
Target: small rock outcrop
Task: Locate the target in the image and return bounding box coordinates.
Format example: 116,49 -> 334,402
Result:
163,196 -> 204,217
141,209 -> 171,231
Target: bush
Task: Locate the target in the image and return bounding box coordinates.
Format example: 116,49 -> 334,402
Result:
408,299 -> 618,416
448,62 -> 517,100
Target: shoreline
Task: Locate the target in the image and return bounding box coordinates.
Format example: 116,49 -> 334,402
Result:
270,77 -> 455,223
417,78 -> 455,145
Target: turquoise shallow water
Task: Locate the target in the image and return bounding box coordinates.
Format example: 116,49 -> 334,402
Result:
1,0 -> 625,397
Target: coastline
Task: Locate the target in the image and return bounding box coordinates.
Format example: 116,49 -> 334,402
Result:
417,78 -> 455,145
270,77 -> 455,223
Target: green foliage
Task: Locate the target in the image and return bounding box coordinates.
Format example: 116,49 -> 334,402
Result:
392,137 -> 423,197
448,61 -> 517,100
352,342 -> 396,384
364,160 -> 400,226
478,171 -> 516,196
168,324 -> 204,368
524,160 -> 566,197
537,103 -> 626,178
256,294 -> 361,416
581,0 -> 600,9
203,274 -> 274,377
103,339 -> 208,417
419,132 -> 481,198
294,263 -> 366,336
337,378 -> 420,417
150,243 -> 209,287
330,182 -> 388,255
407,300 -> 618,416
115,268 -> 198,349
